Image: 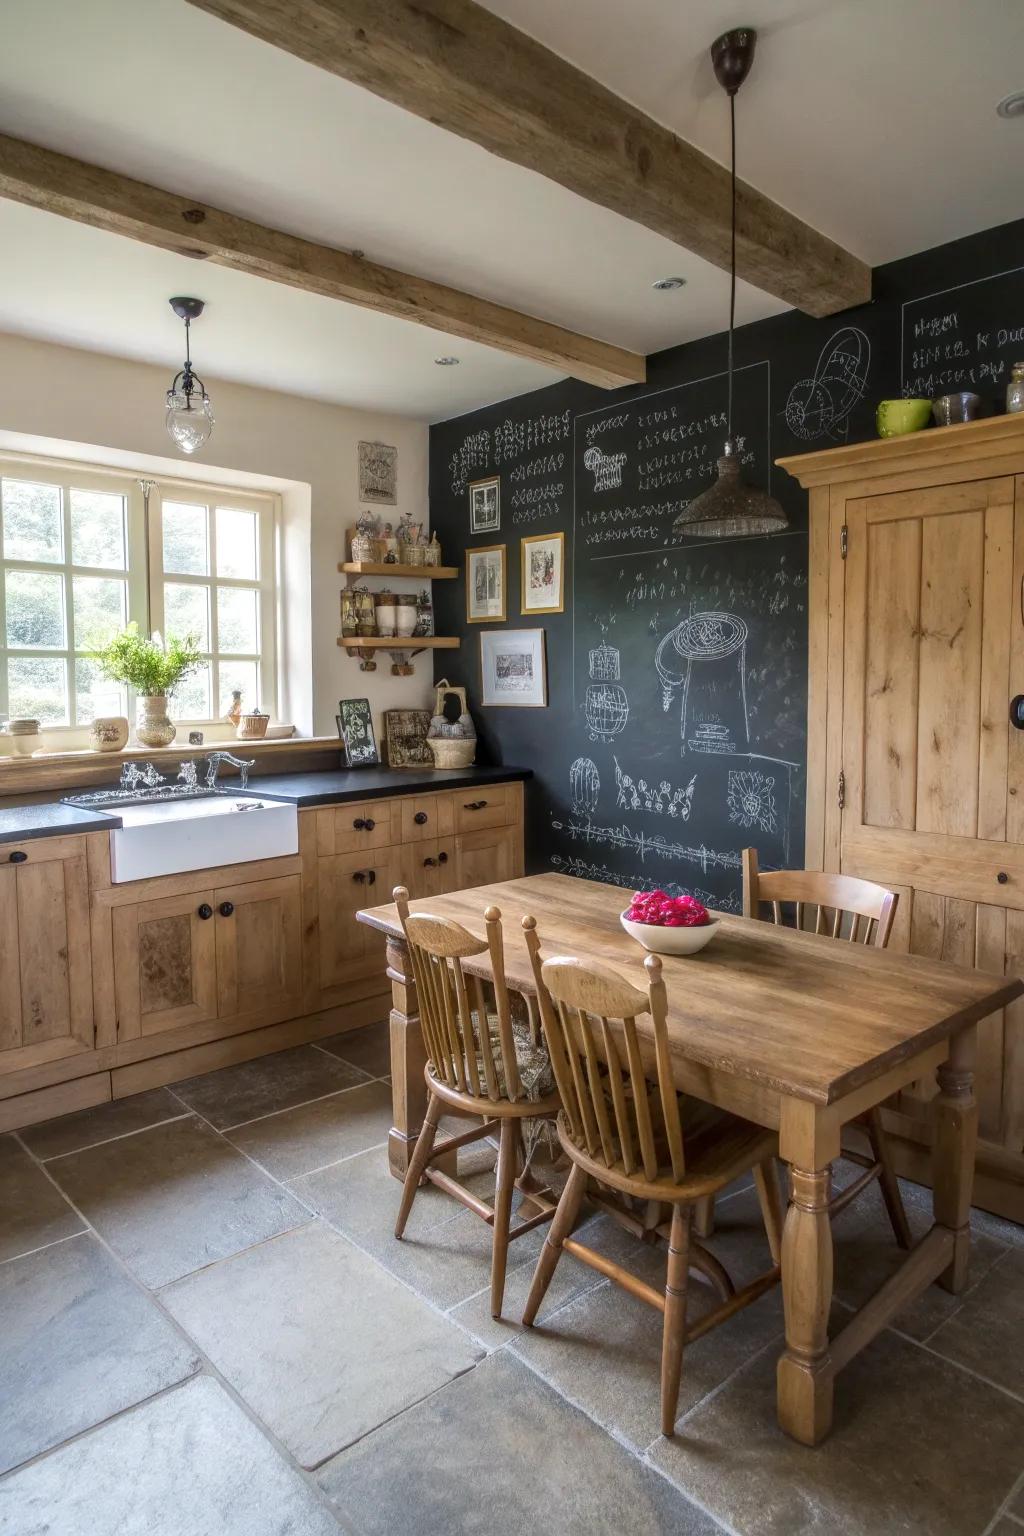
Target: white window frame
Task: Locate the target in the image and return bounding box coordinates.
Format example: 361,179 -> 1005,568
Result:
0,452 -> 279,730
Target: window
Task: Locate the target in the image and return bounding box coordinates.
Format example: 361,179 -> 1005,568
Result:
0,458 -> 277,727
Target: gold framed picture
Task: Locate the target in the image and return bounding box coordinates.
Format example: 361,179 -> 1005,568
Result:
520,531 -> 565,615
466,543 -> 507,623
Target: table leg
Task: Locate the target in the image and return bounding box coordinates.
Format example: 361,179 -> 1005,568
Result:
933,1026 -> 978,1294
777,1163 -> 834,1446
386,936 -> 428,1181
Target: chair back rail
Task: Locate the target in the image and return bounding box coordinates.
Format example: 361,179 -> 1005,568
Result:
395,887 -> 523,1102
741,848 -> 897,948
522,918 -> 685,1183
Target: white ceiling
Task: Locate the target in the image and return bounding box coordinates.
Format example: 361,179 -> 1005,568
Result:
0,0 -> 1020,422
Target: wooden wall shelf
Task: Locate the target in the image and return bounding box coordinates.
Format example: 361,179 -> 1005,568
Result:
339,560 -> 458,579
336,636 -> 459,650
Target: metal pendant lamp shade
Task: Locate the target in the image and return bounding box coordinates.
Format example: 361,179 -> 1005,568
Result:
673,30 -> 787,541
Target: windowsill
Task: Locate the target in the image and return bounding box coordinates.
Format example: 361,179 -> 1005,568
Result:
0,733 -> 335,768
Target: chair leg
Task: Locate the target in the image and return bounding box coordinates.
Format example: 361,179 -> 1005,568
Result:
866,1106 -> 912,1250
394,1093 -> 442,1239
693,1195 -> 715,1238
753,1157 -> 785,1266
661,1203 -> 690,1437
522,1161 -> 587,1326
490,1118 -> 518,1319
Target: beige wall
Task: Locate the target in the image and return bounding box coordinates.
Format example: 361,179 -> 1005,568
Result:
0,331 -> 432,743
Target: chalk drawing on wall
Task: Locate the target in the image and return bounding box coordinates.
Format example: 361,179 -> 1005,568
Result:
449,429 -> 491,494
588,642 -> 621,681
548,853 -> 743,914
614,758 -> 695,819
584,638 -> 628,741
783,327 -> 870,443
727,769 -> 778,835
655,611 -> 749,756
584,446 -> 628,492
550,817 -> 741,875
570,757 -> 601,816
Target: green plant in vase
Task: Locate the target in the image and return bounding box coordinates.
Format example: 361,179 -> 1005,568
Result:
92,624 -> 203,748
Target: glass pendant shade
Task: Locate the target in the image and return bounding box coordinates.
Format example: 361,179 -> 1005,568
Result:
673,440 -> 787,539
165,386 -> 214,455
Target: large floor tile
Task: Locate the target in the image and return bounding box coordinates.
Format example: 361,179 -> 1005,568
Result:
47,1115 -> 309,1288
318,1020 -> 391,1078
0,1375 -> 343,1536
19,1088 -> 187,1160
0,1231 -> 199,1474
319,1352 -> 720,1536
227,1080 -> 394,1180
161,1221 -> 483,1467
651,1323 -> 1024,1535
925,1248 -> 1024,1396
173,1044 -> 370,1129
0,1135 -> 83,1264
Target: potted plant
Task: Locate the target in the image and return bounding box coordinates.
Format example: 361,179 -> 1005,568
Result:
92,624 -> 203,748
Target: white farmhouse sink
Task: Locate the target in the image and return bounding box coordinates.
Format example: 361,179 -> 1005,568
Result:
110,796 -> 298,883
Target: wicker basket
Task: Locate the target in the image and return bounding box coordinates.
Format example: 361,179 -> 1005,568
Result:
427,737 -> 476,769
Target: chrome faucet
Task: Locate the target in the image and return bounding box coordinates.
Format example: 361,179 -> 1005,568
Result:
204,751 -> 255,790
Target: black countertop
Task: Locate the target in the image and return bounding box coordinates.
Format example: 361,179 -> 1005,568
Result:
0,801 -> 122,846
239,764 -> 532,807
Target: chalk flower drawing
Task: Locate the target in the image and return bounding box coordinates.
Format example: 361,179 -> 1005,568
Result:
727,770 -> 778,834
583,445 -> 627,492
614,758 -> 695,819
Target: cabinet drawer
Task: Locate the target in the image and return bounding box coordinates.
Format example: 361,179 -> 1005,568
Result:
400,794 -> 454,844
453,784 -> 515,832
318,800 -> 397,855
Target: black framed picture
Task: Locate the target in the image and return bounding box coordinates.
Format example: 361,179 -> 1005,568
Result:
337,697 -> 379,767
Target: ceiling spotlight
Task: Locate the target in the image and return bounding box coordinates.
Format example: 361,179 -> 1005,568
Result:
434,356 -> 460,366
996,90 -> 1024,119
652,276 -> 687,290
165,297 -> 213,455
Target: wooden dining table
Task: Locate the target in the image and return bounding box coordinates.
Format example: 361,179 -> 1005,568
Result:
356,872 -> 1022,1445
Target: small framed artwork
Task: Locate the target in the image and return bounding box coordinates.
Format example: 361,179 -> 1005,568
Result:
358,441 -> 397,504
384,708 -> 433,768
480,628 -> 547,708
466,543 -> 506,623
520,531 -> 564,615
337,697 -> 379,767
469,476 -> 500,535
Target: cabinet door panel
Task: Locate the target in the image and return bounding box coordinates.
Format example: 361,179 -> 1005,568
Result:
113,891 -> 218,1040
318,847 -> 401,990
401,840 -> 456,900
215,875 -> 302,1019
455,826 -> 519,890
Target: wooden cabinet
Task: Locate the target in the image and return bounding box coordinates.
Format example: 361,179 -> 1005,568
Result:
316,845 -> 403,991
455,825 -> 522,889
401,838 -> 458,900
0,836 -> 94,1076
215,875 -> 302,1019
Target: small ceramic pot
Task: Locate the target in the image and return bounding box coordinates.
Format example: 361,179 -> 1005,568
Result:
136,695 -> 176,748
4,718 -> 42,756
237,710 -> 269,740
395,594 -> 418,638
374,592 -> 397,637
876,399 -> 931,437
89,716 -> 129,753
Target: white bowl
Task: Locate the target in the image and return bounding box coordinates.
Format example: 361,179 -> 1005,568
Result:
620,910 -> 719,956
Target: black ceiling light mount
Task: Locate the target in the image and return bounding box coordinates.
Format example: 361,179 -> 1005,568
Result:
672,28 -> 788,541
166,296 -> 214,455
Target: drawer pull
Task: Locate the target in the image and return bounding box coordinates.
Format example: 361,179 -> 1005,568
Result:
423,856 -> 437,868
414,811 -> 428,825
352,869 -> 377,885
998,871 -> 1009,885
8,850 -> 28,864
463,800 -> 488,811
197,903 -> 213,920
219,901 -> 235,917
353,817 -> 376,831
438,851 -> 448,864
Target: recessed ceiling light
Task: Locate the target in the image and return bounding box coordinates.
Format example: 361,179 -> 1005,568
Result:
434,355 -> 460,365
997,90 -> 1024,118
652,276 -> 687,291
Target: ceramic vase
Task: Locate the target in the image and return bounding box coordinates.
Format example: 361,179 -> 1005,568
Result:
89,716 -> 130,753
136,695 -> 176,748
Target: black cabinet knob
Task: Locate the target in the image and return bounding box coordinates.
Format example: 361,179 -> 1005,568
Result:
364,818 -> 375,831
197,903 -> 213,920
998,871 -> 1009,885
463,800 -> 487,811
219,901 -> 235,917
423,856 -> 437,868
352,869 -> 376,885
8,850 -> 28,864
353,817 -> 376,831
414,811 -> 428,825
438,851 -> 448,864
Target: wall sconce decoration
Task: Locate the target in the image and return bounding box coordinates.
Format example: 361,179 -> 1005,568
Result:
166,297 -> 214,455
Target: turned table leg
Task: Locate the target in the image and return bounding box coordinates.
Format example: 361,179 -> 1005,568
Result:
777,1164 -> 834,1445
933,1026 -> 978,1294
386,935 -> 428,1181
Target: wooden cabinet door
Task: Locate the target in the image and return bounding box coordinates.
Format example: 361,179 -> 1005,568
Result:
0,836 -> 94,1074
840,474 -> 1023,1150
455,826 -> 521,890
214,875 -> 302,1019
401,840 -> 457,900
112,889 -> 218,1040
453,783 -> 514,833
318,846 -> 402,989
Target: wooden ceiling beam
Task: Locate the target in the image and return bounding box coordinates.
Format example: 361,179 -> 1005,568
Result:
185,0 -> 871,318
0,132 -> 645,390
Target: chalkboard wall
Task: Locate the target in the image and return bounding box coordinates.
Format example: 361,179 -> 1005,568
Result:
429,218 -> 1024,909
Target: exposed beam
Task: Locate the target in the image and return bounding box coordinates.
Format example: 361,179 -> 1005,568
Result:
0,133 -> 645,391
185,0 -> 871,318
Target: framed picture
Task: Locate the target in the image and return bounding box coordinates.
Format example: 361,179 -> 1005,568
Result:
520,531 -> 564,615
469,476 -> 500,534
358,441 -> 397,504
466,544 -> 506,623
337,697 -> 379,767
480,629 -> 547,708
384,708 -> 433,768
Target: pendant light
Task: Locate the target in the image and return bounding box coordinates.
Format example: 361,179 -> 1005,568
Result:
672,29 -> 787,540
166,297 -> 214,455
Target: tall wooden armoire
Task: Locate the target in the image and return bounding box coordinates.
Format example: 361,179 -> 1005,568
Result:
780,414 -> 1024,1223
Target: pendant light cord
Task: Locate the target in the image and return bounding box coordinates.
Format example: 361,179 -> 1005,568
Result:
727,88 -> 736,445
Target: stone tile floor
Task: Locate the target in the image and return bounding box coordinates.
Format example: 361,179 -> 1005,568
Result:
2,1018 -> 1023,1535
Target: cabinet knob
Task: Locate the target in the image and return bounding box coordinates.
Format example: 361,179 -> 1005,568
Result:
998,871 -> 1009,885
438,851 -> 448,864
423,856 -> 437,868
464,800 -> 487,811
8,850 -> 28,864
197,903 -> 213,920
353,817 -> 376,831
219,901 -> 235,917
414,811 -> 428,825
352,869 -> 376,885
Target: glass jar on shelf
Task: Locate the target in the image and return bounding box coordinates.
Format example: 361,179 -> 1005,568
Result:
1007,362 -> 1024,415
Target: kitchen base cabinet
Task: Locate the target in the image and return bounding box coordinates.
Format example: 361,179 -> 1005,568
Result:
215,875 -> 302,1018
316,846 -> 403,994
455,824 -> 523,889
112,890 -> 219,1040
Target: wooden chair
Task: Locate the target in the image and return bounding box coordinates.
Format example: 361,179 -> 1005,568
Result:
392,886 -> 561,1318
732,847 -> 912,1248
520,918 -> 783,1437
